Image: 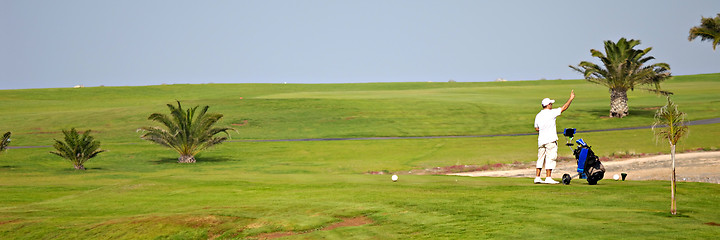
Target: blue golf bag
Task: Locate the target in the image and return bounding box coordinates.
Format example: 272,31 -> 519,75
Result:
572,139 -> 605,185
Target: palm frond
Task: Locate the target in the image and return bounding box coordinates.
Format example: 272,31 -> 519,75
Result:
139,101 -> 235,162
0,132 -> 11,152
50,128 -> 104,169
652,97 -> 688,146
570,37 -> 671,92
688,14 -> 720,50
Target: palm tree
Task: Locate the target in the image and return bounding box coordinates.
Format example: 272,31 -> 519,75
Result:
570,38 -> 672,118
652,97 -> 688,215
0,132 -> 11,153
50,128 -> 105,170
139,101 -> 234,163
688,13 -> 720,51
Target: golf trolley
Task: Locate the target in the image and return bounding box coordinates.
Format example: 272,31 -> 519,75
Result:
561,128 -> 605,185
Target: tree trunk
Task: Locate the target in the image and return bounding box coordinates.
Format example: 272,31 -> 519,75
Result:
178,155 -> 196,163
670,144 -> 677,215
74,164 -> 85,170
610,88 -> 629,118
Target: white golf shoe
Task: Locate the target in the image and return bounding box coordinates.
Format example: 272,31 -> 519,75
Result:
534,177 -> 543,184
544,177 -> 559,184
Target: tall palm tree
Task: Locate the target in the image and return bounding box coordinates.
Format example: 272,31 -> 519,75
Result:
139,101 -> 234,163
570,38 -> 672,118
0,132 -> 11,153
688,13 -> 720,51
652,97 -> 688,215
50,128 -> 105,170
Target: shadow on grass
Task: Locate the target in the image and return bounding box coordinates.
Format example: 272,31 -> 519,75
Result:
650,211 -> 691,218
152,156 -> 233,164
629,108 -> 662,118
54,167 -> 104,173
581,107 -> 659,118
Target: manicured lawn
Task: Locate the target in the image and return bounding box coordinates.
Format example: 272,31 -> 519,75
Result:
2,74 -> 719,146
0,74 -> 719,239
2,145 -> 719,239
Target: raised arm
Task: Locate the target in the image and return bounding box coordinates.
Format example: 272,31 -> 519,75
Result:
561,90 -> 575,112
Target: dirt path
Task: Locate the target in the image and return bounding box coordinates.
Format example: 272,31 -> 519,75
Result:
449,151 -> 720,184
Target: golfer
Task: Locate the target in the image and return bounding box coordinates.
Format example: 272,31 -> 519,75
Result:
534,90 -> 575,184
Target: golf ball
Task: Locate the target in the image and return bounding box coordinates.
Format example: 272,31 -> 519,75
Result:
613,174 -> 620,181
391,175 -> 398,182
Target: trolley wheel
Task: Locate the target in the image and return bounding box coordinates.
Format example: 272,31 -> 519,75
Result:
562,174 -> 571,185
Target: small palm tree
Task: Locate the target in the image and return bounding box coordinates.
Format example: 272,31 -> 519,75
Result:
50,128 -> 105,170
570,38 -> 672,118
688,13 -> 720,51
0,132 -> 11,153
139,101 -> 233,163
652,97 -> 688,215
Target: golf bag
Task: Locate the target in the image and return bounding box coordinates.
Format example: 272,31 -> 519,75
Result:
572,139 -> 605,185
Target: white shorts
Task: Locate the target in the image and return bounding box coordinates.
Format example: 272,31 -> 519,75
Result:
537,141 -> 558,170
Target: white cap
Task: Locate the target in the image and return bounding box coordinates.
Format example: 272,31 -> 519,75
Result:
541,98 -> 555,106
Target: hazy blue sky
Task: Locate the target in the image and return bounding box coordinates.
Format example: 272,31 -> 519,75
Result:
2,0 -> 718,89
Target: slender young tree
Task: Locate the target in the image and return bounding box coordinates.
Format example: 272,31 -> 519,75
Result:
688,13 -> 720,51
0,132 -> 11,153
652,97 -> 688,215
570,38 -> 671,118
50,128 -> 105,170
139,101 -> 234,163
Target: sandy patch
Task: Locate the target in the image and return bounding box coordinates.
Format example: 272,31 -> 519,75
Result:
450,151 -> 720,184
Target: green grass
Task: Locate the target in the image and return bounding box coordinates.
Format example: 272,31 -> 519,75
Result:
2,73 -> 719,146
2,146 -> 720,239
1,74 -> 719,239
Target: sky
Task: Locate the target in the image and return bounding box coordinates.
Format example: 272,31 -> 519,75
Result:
1,0 -> 718,89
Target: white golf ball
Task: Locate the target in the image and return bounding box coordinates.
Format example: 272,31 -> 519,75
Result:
391,175 -> 398,182
613,174 -> 620,181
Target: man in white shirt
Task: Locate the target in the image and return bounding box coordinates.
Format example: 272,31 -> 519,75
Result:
534,90 -> 575,184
